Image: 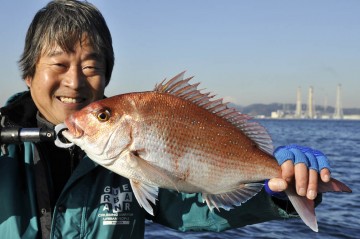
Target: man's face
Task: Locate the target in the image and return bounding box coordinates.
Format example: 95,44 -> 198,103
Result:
26,37 -> 107,125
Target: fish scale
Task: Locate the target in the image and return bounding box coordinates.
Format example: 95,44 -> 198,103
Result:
62,72 -> 352,232
132,93 -> 276,190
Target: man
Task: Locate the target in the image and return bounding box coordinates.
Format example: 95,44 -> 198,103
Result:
0,1 -> 331,238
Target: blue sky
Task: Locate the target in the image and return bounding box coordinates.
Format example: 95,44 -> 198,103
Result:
1,0 -> 359,108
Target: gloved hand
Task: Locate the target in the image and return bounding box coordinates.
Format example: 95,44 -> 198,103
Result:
264,179 -> 288,200
273,144 -> 332,172
265,144 -> 332,200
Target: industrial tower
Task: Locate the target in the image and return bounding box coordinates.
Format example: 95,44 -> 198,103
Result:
295,87 -> 302,118
306,86 -> 315,119
334,84 -> 343,119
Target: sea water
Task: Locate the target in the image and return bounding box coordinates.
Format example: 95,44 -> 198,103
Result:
145,120 -> 360,239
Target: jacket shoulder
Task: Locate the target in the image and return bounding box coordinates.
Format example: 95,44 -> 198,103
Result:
0,91 -> 37,127
4,91 -> 29,106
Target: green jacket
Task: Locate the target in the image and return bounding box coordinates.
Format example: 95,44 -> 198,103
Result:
0,92 -> 295,239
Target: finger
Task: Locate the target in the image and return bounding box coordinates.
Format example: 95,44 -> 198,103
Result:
305,152 -> 319,172
290,148 -> 310,167
313,150 -> 332,172
281,160 -> 295,183
268,178 -> 287,192
306,169 -> 318,200
295,163 -> 308,196
320,168 -> 331,182
274,146 -> 295,165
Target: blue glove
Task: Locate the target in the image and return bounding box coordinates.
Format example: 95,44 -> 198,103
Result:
265,144 -> 331,199
273,144 -> 332,172
264,179 -> 288,200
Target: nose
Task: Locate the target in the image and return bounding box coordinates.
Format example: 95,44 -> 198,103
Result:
62,66 -> 86,89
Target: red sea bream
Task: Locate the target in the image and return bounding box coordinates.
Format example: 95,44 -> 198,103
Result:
62,72 -> 351,232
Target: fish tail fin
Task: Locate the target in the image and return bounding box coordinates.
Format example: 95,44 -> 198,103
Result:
286,178 -> 352,232
317,178 -> 352,193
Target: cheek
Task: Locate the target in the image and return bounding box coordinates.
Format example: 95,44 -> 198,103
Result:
29,70 -> 59,94
88,77 -> 106,99
85,121 -> 101,136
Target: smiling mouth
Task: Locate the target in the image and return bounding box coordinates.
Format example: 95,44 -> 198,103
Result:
58,96 -> 86,104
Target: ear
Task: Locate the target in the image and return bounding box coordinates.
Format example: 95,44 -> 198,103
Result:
25,76 -> 32,88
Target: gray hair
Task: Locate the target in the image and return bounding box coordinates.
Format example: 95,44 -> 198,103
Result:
19,0 -> 114,86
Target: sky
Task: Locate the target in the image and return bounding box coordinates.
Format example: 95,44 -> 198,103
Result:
1,0 -> 359,108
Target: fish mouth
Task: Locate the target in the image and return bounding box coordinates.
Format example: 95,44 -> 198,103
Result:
64,115 -> 84,138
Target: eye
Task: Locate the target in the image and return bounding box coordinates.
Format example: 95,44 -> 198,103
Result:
96,109 -> 111,122
83,65 -> 96,70
51,63 -> 68,72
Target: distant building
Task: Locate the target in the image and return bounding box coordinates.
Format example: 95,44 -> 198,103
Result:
306,86 -> 315,119
268,83 -> 360,120
271,110 -> 284,119
333,84 -> 344,119
295,87 -> 302,118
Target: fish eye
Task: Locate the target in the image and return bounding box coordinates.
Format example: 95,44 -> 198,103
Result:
97,110 -> 111,122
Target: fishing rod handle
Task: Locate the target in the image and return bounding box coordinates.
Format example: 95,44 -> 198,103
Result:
0,127 -> 55,144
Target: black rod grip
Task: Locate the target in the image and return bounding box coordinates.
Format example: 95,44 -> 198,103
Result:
0,127 -> 55,143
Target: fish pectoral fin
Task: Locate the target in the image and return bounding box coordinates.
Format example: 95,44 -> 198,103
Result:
202,183 -> 264,211
125,150 -> 139,167
127,151 -> 179,191
130,179 -> 158,216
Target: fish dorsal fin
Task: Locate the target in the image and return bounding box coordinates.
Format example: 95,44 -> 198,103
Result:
154,72 -> 274,154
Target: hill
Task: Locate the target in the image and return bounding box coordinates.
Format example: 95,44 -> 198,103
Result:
229,103 -> 360,117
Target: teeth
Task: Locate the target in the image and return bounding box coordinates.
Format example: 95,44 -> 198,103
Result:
59,97 -> 81,103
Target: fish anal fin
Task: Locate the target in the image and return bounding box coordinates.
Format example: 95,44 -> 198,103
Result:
285,187 -> 318,232
130,179 -> 158,216
202,183 -> 263,211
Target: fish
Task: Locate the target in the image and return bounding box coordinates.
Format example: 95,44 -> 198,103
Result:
62,72 -> 352,232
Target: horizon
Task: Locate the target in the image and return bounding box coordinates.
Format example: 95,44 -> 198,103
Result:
1,0 -> 359,108
230,101 -> 360,110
